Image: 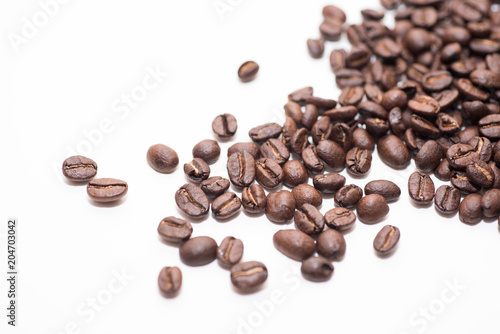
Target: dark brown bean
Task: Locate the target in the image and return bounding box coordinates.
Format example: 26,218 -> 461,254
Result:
192,139 -> 220,165
435,158 -> 453,181
303,96 -> 337,110
227,152 -> 256,188
238,61 -> 259,82
302,145 -> 324,173
227,142 -> 261,160
292,184 -> 322,208
311,117 -> 332,144
377,135 -> 411,169
415,140 -> 442,173
87,178 -> 128,203
265,190 -> 296,223
336,68 -> 364,87
316,229 -> 346,260
301,104 -> 319,130
288,87 -> 313,104
373,225 -> 400,255
408,95 -> 441,118
358,101 -> 388,120
179,236 -> 217,266
273,229 -> 315,261
157,217 -> 193,243
146,145 -> 178,174
307,39 -> 325,58
313,173 -> 345,194
408,172 -> 435,204
294,204 -> 325,235
352,128 -> 375,151
316,140 -> 346,171
241,184 -> 267,214
249,123 -> 282,142
356,194 -> 389,224
200,176 -> 230,198
212,113 -> 237,138
339,86 -> 364,106
175,183 -> 210,217
284,101 -> 303,124
324,106 -> 358,122
217,236 -> 244,267
255,158 -> 283,189
481,189 -> 500,218
330,123 -> 353,151
346,147 -> 372,175
324,207 -> 356,230
434,185 -> 461,214
301,257 -> 334,282
364,180 -> 401,202
212,192 -> 241,219
410,114 -> 440,139
446,144 -> 479,170
466,160 -> 494,188
459,194 -> 483,224
290,128 -> 309,155
334,184 -> 363,208
158,267 -> 182,297
282,160 -> 308,188
62,155 -> 98,182
320,20 -> 342,41
478,115 -> 500,140
230,261 -> 268,291
184,158 -> 210,183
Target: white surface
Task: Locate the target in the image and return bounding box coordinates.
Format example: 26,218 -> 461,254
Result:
1,1 -> 500,334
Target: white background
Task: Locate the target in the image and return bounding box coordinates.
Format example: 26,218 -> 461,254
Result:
2,0 -> 500,333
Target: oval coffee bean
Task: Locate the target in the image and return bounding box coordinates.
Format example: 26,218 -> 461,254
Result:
352,128 -> 375,151
260,138 -> 290,166
466,160 -> 494,188
157,216 -> 193,243
311,117 -> 332,144
302,145 -> 324,173
324,106 -> 358,122
481,189 -> 500,218
435,159 -> 453,181
217,236 -> 244,267
230,261 -> 268,291
200,176 -> 230,198
146,144 -> 179,173
478,115 -> 500,140
364,180 -> 400,202
377,135 -> 411,169
62,155 -> 97,182
459,194 -> 483,225
346,147 -> 372,175
273,229 -> 315,261
265,190 -> 296,223
158,267 -> 182,297
87,178 -> 128,203
227,142 -> 261,160
434,185 -> 461,214
288,86 -> 313,104
307,39 -> 325,59
451,171 -> 481,194
301,104 -> 319,130
212,113 -> 237,138
330,122 -> 353,151
294,204 -> 325,235
292,184 -> 322,208
192,140 -> 221,165
356,194 -> 389,224
227,152 -> 255,188
238,61 -> 259,82
255,158 -> 283,189
304,96 -> 337,110
282,117 -> 298,148
421,71 -> 453,92
313,173 -> 345,194
339,86 -> 364,106
249,123 -> 282,142
184,158 -> 210,183
282,160 -> 308,188
290,128 -> 309,155
175,183 -> 210,217
179,236 -> 218,266
468,136 -> 492,162
408,172 -> 435,204
324,207 -> 356,230
316,140 -> 346,171
284,101 -> 303,124
316,229 -> 346,260
446,144 -> 480,170
334,184 -> 363,207
212,192 -> 241,219
373,225 -> 400,255
414,140 -> 442,173
301,257 -> 334,282
241,184 -> 267,214
470,69 -> 500,89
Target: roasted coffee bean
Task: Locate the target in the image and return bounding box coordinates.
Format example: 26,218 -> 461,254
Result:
238,61 -> 259,82
346,147 -> 372,175
459,126 -> 480,144
408,96 -> 440,118
288,86 -> 313,104
486,54 -> 500,74
323,5 -> 346,23
466,160 -> 494,188
404,128 -> 425,153
316,140 -> 346,171
301,104 -> 319,130
200,176 -> 230,197
456,79 -> 489,101
311,116 -> 332,144
87,178 -> 128,203
303,96 -> 337,110
336,68 -> 364,87
469,39 -> 500,55
212,113 -> 237,138
175,183 -> 210,217
388,107 -> 406,137
324,207 -> 356,230
434,89 -> 460,110
421,71 -> 453,92
443,26 -> 471,46
230,261 -> 268,291
313,173 -> 345,194
358,101 -> 388,120
330,49 -> 347,73
451,171 -> 481,194
415,140 -> 442,173
294,204 -> 325,235
408,172 -> 435,204
192,139 -> 220,165
249,123 -> 282,142
292,184 -> 322,208
373,38 -> 402,60
459,194 -> 483,224
330,123 -> 353,151
478,115 -> 500,140
320,20 -> 342,41
282,117 -> 297,148
316,229 -> 346,261
356,194 -> 389,224
373,225 -> 400,255
435,113 -> 460,134
62,155 -> 97,182
158,267 -> 182,297
241,184 -> 267,214
157,216 -> 193,243
212,192 -> 241,219
290,128 -> 309,155
407,63 -> 430,82
146,144 -> 178,173
365,118 -> 390,137
364,83 -> 384,103
179,236 -> 217,266
227,152 -> 255,188
339,86 -> 364,106
301,257 -> 334,282
436,136 -> 454,156
435,158 -> 453,181
273,229 -> 315,261
227,142 -> 261,160
266,190 -> 296,223
412,6 -> 438,28
489,162 -> 500,189
282,160 -> 308,188
334,184 -> 363,208
184,158 -> 210,183
217,236 -> 244,267
307,39 -> 325,59
380,0 -> 401,10
434,185 -> 461,214
377,135 -> 411,169
410,115 -> 440,139
302,145 -> 324,173
446,144 -> 479,170
481,189 -> 500,218
381,89 -> 407,111
361,9 -> 384,21
352,128 -> 375,151
364,180 -> 401,202
284,101 -> 303,124
255,158 -> 283,189
462,101 -> 489,124
407,28 -> 432,54
324,106 -> 358,122
441,43 -> 462,63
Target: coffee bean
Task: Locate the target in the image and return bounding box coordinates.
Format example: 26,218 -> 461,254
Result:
415,140 -> 442,173
212,113 -> 237,138
358,101 -> 388,120
282,160 -> 308,188
478,115 -> 500,140
377,135 -> 411,169
320,20 -> 342,41
288,87 -> 313,104
364,180 -> 401,202
373,38 -> 402,60
466,160 -> 494,188
324,106 -> 358,122
273,229 -> 315,261
249,123 -> 282,142
217,236 -> 244,267
158,267 -> 182,297
302,145 -> 325,173
459,193 -> 483,224
179,236 -> 218,266
301,104 -> 319,130
62,155 -> 97,182
184,158 -> 210,183
469,39 -> 500,55
352,128 -> 375,151
458,126 -> 480,144
330,123 -> 353,151
373,225 -> 400,255
446,144 -> 480,170
412,6 -> 437,28
470,69 -> 500,89
316,140 -> 346,171
441,43 -> 462,63
303,96 -> 337,110
339,86 -> 364,106
336,68 -> 364,88
462,101 -> 489,124
284,101 -> 303,124
364,83 -> 384,103
421,71 -> 453,92
330,49 -> 347,73
434,185 -> 461,214
311,117 -> 332,144
146,144 -> 178,173
408,95 -> 440,118
490,162 -> 500,189
435,158 -> 453,181
301,257 -> 334,282
316,229 -> 346,261
380,0 -> 401,10
312,173 -> 345,195
238,61 -> 259,82
292,184 -> 322,208
256,158 -> 283,189
227,142 -> 261,160
443,26 -> 471,46
87,178 -> 128,203
346,44 -> 372,68
200,176 -> 230,197
406,28 -> 432,54
410,114 -> 440,138
266,190 -> 296,223
408,172 -> 435,204
434,89 -> 460,110
323,5 -> 346,23
346,147 -> 372,175
212,192 -> 241,219
230,261 -> 268,291
227,152 -> 255,188
365,118 -> 390,137
451,171 -> 481,194
356,194 -> 389,224
307,39 -> 325,59
324,207 -> 356,230
294,204 -> 325,235
481,189 -> 500,218
435,113 -> 460,134
192,139 -> 220,165
282,117 -> 298,148
175,183 -> 210,217
362,9 -> 384,21
260,138 -> 290,166
404,128 -> 425,153
157,216 -> 193,243
334,184 -> 363,207
241,184 -> 267,214
456,79 -> 489,101
290,128 -> 309,155
381,89 -> 407,111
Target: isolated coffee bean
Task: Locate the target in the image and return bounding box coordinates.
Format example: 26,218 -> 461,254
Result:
87,178 -> 128,203
282,117 -> 298,148
352,128 -> 375,151
230,261 -> 268,291
273,229 -> 315,261
241,184 -> 267,214
316,229 -> 346,260
290,128 -> 309,155
302,145 -> 324,173
192,140 -> 220,165
481,189 -> 500,218
459,194 -> 483,225
301,257 -> 334,282
282,160 -> 308,188
212,192 -> 241,219
320,20 -> 342,41
466,160 -> 494,188
175,183 -> 210,217
249,123 -> 282,142
334,184 -> 363,207
377,135 -> 411,169
408,172 -> 435,204
307,39 -> 325,59
62,155 -> 97,182
294,204 -> 325,235
260,138 -> 290,166
255,158 -> 283,189
157,216 -> 193,243
158,267 -> 182,298
364,180 -> 401,202
451,171 -> 481,194
179,236 -> 218,266
227,152 -> 255,188
200,176 -> 230,198
324,207 -> 356,230
227,142 -> 261,160
346,147 -> 372,175
434,185 -> 461,214
415,140 -> 442,173
265,190 -> 296,223
238,61 -> 259,82
212,113 -> 238,138
184,158 -> 210,183
217,236 -> 244,267
313,173 -> 346,194
446,144 -> 479,170
292,184 -> 322,208
373,225 -> 400,255
356,194 -> 389,224
316,140 -> 346,171
146,144 -> 179,173
478,115 -> 500,140
322,5 -> 346,23
288,87 -> 313,104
